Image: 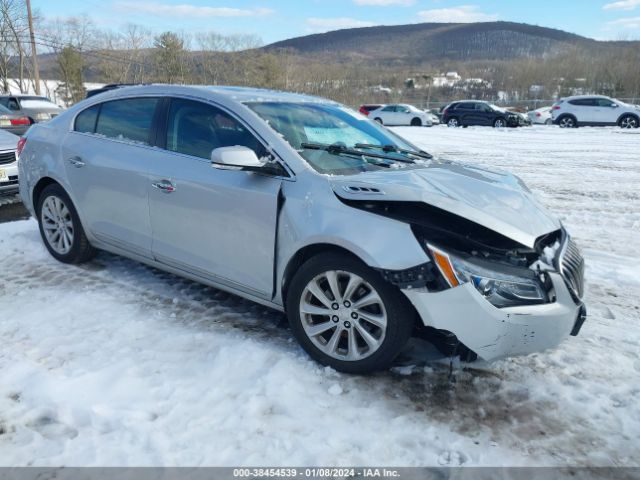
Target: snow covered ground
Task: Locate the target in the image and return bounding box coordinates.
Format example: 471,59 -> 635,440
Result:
0,126 -> 638,467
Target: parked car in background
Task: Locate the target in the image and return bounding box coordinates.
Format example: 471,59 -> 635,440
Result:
19,85 -> 586,374
443,101 -> 520,128
0,95 -> 63,124
0,104 -> 31,136
506,108 -> 532,126
528,107 -> 553,125
423,110 -> 440,125
358,104 -> 384,117
551,95 -> 640,129
369,104 -> 433,126
0,129 -> 19,194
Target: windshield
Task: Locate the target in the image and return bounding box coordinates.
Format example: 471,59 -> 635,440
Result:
245,101 -> 424,175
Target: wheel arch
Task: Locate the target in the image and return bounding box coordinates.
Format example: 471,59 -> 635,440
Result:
280,243 -> 369,307
32,176 -> 61,210
558,113 -> 577,124
618,112 -> 639,126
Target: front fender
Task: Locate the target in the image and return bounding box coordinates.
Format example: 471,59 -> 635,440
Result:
274,174 -> 430,304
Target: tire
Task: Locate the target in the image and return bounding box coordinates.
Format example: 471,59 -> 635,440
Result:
374,117 -> 383,125
286,253 -> 415,374
545,119 -> 553,126
36,183 -> 96,264
447,117 -> 459,128
410,117 -> 422,127
558,115 -> 577,128
494,118 -> 506,128
619,115 -> 639,129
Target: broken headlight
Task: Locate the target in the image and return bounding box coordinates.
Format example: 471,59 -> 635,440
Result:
427,244 -> 548,308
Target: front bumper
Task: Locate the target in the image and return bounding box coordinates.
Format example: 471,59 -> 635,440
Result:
403,272 -> 584,362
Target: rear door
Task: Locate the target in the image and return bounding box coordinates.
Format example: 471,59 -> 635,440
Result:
61,97 -> 162,258
456,102 -> 476,125
568,98 -> 597,124
147,97 -> 283,299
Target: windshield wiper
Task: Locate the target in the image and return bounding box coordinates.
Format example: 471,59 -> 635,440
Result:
354,143 -> 433,160
300,142 -> 416,164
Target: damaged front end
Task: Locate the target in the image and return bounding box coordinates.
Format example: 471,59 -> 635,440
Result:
339,197 -> 587,362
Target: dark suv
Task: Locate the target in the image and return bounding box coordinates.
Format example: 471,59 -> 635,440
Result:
442,101 -> 520,128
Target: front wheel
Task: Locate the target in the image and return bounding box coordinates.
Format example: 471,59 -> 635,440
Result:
286,253 -> 415,374
37,183 -> 96,264
410,117 -> 422,127
494,118 -> 506,128
619,115 -> 639,129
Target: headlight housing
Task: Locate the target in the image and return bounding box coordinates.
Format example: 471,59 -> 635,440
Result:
427,244 -> 549,308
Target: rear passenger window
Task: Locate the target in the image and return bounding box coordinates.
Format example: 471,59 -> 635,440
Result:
166,98 -> 266,160
74,104 -> 100,133
569,99 -> 595,106
95,98 -> 159,144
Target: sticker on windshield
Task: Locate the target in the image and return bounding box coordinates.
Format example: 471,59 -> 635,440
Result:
303,127 -> 374,146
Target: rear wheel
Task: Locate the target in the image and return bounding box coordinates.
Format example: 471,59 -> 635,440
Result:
374,117 -> 383,125
410,117 -> 422,127
619,115 -> 639,129
286,253 -> 415,374
545,119 -> 553,125
558,116 -> 577,128
36,184 -> 96,264
447,117 -> 459,128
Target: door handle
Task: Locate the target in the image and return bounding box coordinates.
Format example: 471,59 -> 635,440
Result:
68,156 -> 85,168
152,180 -> 176,193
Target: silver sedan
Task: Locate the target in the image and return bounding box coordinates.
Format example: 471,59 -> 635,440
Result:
18,85 -> 586,374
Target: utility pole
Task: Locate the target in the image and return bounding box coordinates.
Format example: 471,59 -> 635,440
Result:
26,0 -> 41,95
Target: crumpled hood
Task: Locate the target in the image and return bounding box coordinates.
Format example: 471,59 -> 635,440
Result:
330,160 -> 561,248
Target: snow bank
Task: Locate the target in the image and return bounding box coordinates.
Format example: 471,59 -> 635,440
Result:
1,126 -> 639,466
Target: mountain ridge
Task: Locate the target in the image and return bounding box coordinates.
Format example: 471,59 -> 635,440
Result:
264,21 -> 633,65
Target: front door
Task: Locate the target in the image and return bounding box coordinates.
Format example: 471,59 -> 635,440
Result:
148,97 -> 282,299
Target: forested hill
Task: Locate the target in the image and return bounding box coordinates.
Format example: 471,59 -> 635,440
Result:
265,21 -> 631,65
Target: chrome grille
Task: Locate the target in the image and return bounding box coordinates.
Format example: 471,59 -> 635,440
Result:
558,237 -> 585,300
0,150 -> 16,165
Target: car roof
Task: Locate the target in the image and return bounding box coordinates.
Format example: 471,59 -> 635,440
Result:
563,94 -> 611,100
92,84 -> 337,106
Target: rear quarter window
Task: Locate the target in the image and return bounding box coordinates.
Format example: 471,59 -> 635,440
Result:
74,104 -> 100,133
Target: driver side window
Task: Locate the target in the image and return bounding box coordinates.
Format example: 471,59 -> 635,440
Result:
166,98 -> 267,160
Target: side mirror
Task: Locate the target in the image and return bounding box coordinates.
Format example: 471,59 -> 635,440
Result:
211,146 -> 266,171
611,104 -> 619,108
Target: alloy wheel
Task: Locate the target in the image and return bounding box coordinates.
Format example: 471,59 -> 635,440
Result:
41,195 -> 74,255
447,118 -> 458,127
620,116 -> 638,129
299,270 -> 387,361
559,117 -> 575,128
494,119 -> 506,128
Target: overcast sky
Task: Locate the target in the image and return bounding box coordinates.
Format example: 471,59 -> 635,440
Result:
35,0 -> 640,44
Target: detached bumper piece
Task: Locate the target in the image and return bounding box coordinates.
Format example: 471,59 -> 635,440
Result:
571,304 -> 587,336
